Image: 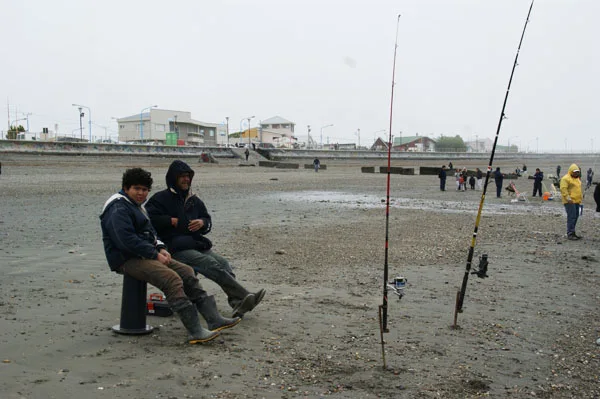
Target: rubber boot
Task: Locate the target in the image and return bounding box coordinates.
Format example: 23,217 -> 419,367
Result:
196,295 -> 242,332
175,302 -> 220,344
231,293 -> 256,318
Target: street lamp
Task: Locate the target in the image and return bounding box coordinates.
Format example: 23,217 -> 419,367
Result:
320,124 -> 333,148
72,103 -> 91,142
241,115 -> 255,147
77,107 -> 84,140
225,117 -> 229,147
140,105 -> 158,141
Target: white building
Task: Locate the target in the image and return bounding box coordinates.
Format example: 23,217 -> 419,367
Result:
258,116 -> 295,147
117,108 -> 220,145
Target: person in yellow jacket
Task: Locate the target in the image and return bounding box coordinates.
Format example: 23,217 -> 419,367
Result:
560,164 -> 583,240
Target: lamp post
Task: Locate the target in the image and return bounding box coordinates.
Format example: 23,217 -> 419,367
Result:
72,103 -> 91,142
372,129 -> 385,142
139,105 -> 158,142
225,117 -> 229,147
111,117 -> 120,142
320,124 -> 333,148
241,115 -> 255,147
355,128 -> 361,149
78,107 -> 84,140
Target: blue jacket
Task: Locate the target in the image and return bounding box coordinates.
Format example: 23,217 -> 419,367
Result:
533,171 -> 544,184
494,169 -> 504,185
100,190 -> 165,271
146,160 -> 213,253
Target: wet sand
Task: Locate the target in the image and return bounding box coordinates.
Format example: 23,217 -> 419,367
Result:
0,154 -> 598,398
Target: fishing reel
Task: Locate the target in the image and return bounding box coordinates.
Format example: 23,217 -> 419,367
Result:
387,276 -> 407,300
471,254 -> 489,279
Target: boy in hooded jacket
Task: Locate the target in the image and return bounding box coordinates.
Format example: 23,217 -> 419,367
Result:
146,160 -> 265,318
100,168 -> 241,344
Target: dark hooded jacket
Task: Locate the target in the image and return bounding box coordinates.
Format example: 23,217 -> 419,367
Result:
146,160 -> 213,253
100,190 -> 166,271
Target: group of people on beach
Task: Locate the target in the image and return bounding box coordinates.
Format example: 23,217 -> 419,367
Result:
100,160 -> 266,344
438,165 -> 483,192
438,162 -> 599,241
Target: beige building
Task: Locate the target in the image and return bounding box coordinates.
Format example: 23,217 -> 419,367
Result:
117,108 -> 221,145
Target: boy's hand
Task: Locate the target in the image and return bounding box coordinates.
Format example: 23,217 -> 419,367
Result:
171,218 -> 178,227
157,249 -> 172,265
188,219 -> 204,232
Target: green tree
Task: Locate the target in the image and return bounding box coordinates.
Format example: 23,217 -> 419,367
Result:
6,125 -> 25,140
435,135 -> 467,152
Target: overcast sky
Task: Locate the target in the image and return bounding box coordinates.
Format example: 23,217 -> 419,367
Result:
1,0 -> 598,152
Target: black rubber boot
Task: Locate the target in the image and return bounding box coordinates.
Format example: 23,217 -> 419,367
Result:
175,302 -> 220,344
196,295 -> 242,332
231,293 -> 256,318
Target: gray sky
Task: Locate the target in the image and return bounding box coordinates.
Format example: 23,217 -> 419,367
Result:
1,0 -> 598,152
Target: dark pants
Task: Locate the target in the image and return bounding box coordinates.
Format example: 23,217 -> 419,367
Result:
120,258 -> 207,310
533,182 -> 542,197
173,249 -> 250,309
564,203 -> 580,235
440,178 -> 446,191
495,182 -> 502,198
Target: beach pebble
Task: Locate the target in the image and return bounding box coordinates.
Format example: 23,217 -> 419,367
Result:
596,338 -> 600,346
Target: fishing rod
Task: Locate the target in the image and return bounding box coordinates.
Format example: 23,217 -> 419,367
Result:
380,14 -> 401,341
454,0 -> 535,323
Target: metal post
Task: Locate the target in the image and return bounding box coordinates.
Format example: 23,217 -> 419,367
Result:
225,116 -> 229,146
78,107 -> 83,140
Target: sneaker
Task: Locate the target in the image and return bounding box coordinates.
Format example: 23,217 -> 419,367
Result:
572,232 -> 583,239
567,233 -> 581,240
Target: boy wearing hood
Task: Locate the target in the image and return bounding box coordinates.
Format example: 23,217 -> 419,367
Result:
146,160 -> 265,318
559,164 -> 583,240
100,168 -> 241,344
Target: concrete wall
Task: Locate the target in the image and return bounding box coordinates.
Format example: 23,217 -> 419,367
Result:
0,140 -> 235,157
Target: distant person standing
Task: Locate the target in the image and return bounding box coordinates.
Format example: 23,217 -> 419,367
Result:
476,168 -> 483,190
438,165 -> 447,191
313,158 -> 321,172
532,168 -> 544,197
560,164 -> 583,240
494,167 -> 504,198
468,175 -> 476,190
556,165 -> 561,178
586,167 -> 594,190
244,147 -> 250,162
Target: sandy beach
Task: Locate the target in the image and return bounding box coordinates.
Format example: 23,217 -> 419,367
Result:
0,153 -> 598,398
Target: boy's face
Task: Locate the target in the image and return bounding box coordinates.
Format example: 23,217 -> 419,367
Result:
124,185 -> 150,205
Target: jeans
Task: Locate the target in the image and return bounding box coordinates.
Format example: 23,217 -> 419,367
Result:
120,258 -> 207,309
496,183 -> 502,198
564,203 -> 580,234
440,178 -> 446,191
173,249 -> 250,309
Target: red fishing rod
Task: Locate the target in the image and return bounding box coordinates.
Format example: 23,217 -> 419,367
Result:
454,0 -> 535,324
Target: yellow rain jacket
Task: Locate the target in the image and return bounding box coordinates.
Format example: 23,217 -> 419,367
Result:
560,164 -> 582,204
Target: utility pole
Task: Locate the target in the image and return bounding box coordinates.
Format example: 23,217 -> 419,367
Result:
225,117 -> 229,146
78,107 -> 84,140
